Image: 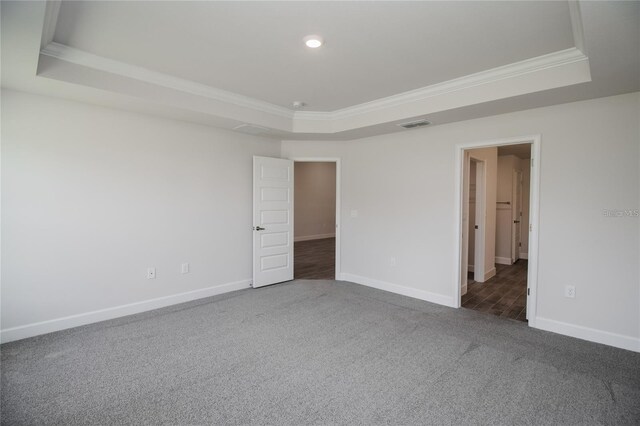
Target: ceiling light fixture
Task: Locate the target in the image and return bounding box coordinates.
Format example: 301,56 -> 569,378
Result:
292,101 -> 307,109
303,35 -> 323,48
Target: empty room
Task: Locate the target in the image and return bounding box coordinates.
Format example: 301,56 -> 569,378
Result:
1,1 -> 639,425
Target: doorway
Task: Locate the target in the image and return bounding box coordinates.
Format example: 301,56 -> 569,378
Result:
292,159 -> 341,280
455,136 -> 540,326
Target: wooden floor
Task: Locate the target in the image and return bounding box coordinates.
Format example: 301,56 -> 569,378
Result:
294,237 -> 335,279
462,260 -> 528,322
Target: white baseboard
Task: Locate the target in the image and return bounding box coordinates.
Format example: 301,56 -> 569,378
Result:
340,273 -> 456,308
534,317 -> 639,353
484,267 -> 496,281
519,252 -> 529,259
0,279 -> 252,344
495,256 -> 512,265
294,233 -> 335,242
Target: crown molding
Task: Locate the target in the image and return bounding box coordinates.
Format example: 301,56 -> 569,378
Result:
41,41 -> 588,127
568,0 -> 587,55
295,47 -> 588,122
40,0 -> 61,49
40,42 -> 295,120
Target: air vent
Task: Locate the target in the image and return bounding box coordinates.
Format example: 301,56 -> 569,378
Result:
232,124 -> 269,135
396,119 -> 431,129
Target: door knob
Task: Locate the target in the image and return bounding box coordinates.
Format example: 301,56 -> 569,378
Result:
254,226 -> 265,231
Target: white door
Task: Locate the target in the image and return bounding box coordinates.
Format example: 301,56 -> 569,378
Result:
253,156 -> 294,288
460,152 -> 470,296
511,170 -> 523,263
473,159 -> 486,282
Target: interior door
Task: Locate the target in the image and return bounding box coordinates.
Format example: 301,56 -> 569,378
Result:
460,152 -> 470,296
252,156 -> 294,288
511,170 -> 523,262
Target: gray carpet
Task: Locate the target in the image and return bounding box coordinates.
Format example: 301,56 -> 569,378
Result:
2,280 -> 639,425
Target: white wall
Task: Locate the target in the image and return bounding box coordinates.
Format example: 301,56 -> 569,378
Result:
282,92 -> 640,351
3,89 -> 638,352
1,90 -> 280,340
294,162 -> 336,241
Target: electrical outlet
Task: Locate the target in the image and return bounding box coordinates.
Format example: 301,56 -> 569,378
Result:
564,285 -> 575,298
181,263 -> 189,274
390,257 -> 397,267
147,267 -> 156,279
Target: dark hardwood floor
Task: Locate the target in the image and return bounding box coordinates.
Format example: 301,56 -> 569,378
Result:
462,260 -> 528,322
294,237 -> 335,279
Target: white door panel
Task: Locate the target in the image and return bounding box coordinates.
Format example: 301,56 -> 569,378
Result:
512,170 -> 523,263
253,156 -> 294,288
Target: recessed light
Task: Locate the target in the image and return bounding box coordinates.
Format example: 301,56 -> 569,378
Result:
303,35 -> 323,48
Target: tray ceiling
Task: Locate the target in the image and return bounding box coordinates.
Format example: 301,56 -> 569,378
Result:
1,1 -> 638,139
53,1 -> 575,111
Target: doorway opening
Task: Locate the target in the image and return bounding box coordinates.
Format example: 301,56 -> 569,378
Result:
456,137 -> 539,325
293,159 -> 340,279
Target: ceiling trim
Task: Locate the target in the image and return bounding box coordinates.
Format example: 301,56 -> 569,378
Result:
40,42 -> 295,119
294,47 -> 588,122
40,0 -> 61,49
40,42 -> 587,125
568,0 -> 587,55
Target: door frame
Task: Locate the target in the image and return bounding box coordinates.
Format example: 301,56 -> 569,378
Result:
453,135 -> 541,327
289,157 -> 341,278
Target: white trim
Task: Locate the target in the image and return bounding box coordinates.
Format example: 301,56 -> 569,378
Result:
289,157 -> 342,279
495,256 -> 513,265
0,279 -> 251,344
40,42 -> 587,128
341,273 -> 456,308
519,252 -> 529,260
40,1 -> 61,49
454,135 -> 541,330
568,1 -> 587,55
295,48 -> 587,121
483,267 -> 496,281
40,42 -> 294,120
294,233 -> 335,242
534,317 -> 639,353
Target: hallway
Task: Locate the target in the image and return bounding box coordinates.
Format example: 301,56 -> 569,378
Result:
294,237 -> 335,280
462,260 -> 528,322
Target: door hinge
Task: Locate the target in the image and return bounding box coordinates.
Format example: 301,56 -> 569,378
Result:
527,288 -> 530,296
519,242 -> 522,247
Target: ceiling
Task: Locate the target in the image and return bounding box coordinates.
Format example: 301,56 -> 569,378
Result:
53,1 -> 574,112
1,1 -> 638,140
498,144 -> 531,160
